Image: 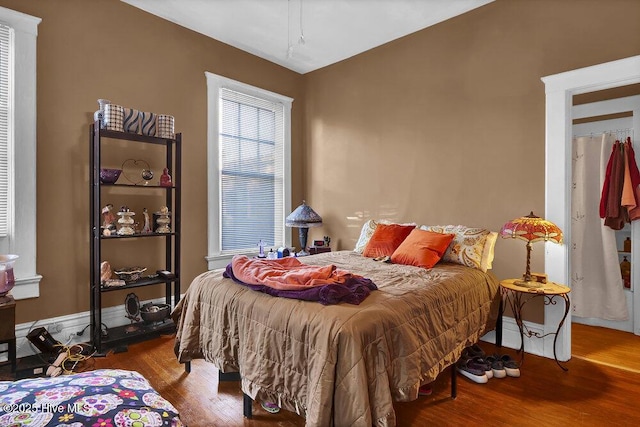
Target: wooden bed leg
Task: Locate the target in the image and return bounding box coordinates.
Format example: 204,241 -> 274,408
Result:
184,361 -> 191,373
450,364 -> 457,399
243,393 -> 253,418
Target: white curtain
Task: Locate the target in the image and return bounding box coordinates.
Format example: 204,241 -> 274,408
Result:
571,134 -> 629,321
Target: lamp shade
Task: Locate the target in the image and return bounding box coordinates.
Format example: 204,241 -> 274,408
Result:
285,201 -> 322,228
286,201 -> 322,256
499,212 -> 563,244
500,212 -> 563,286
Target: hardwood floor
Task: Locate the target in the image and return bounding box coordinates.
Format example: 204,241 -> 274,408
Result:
87,325 -> 640,427
3,325 -> 640,426
571,322 -> 640,372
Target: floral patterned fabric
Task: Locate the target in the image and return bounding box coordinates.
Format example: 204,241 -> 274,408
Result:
420,225 -> 495,272
0,369 -> 183,427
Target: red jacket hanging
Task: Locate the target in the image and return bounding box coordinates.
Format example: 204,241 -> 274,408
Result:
603,140 -> 627,230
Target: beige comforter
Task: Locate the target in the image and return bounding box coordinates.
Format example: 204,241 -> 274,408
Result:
173,251 -> 500,427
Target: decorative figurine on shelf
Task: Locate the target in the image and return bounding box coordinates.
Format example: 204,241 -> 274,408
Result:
160,168 -> 172,187
117,206 -> 136,236
155,206 -> 171,233
100,261 -> 112,283
621,256 -> 631,289
101,204 -> 117,236
324,236 -> 331,248
141,208 -> 152,234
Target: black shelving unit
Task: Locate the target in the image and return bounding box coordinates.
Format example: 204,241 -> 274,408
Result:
89,122 -> 181,354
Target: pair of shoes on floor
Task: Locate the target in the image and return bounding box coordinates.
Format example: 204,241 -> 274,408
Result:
492,353 -> 520,378
418,383 -> 433,396
457,345 -> 521,383
459,344 -> 493,382
261,401 -> 280,414
457,356 -> 490,384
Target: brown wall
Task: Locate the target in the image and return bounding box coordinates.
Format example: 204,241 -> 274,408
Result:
0,0 -> 305,323
4,0 -> 640,325
302,0 -> 640,307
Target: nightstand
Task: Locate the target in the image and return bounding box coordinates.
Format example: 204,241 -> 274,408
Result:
0,295 -> 17,373
498,279 -> 570,371
307,246 -> 331,255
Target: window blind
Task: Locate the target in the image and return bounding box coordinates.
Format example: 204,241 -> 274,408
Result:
219,88 -> 285,253
0,24 -> 12,237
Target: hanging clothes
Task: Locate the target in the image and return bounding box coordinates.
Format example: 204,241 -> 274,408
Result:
602,140 -> 628,230
572,134 -> 629,321
624,137 -> 640,220
621,142 -> 635,210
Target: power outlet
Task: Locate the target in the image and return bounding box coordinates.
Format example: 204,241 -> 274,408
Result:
48,322 -> 63,334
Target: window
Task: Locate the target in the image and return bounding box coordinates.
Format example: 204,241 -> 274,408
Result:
206,72 -> 292,269
0,7 -> 41,299
0,23 -> 10,237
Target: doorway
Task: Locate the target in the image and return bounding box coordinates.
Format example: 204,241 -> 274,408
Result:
543,55 -> 640,362
571,100 -> 636,333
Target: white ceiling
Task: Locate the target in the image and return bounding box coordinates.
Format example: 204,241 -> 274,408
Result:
121,0 -> 493,74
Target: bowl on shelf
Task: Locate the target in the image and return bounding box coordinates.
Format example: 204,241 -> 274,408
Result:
100,168 -> 122,184
114,267 -> 147,282
140,303 -> 171,323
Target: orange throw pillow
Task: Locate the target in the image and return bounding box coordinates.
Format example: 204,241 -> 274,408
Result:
362,223 -> 415,258
391,229 -> 455,269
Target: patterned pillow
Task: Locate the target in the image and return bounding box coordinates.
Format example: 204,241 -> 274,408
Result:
419,225 -> 495,272
353,219 -> 416,253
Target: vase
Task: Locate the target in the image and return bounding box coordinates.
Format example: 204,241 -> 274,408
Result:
139,111 -> 156,136
123,107 -> 140,133
0,254 -> 18,298
156,114 -> 175,139
94,99 -> 111,129
104,103 -> 125,132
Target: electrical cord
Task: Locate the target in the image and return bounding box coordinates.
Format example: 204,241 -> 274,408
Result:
46,343 -> 96,377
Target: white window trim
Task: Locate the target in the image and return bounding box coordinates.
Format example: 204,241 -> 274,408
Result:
205,72 -> 292,270
0,7 -> 41,299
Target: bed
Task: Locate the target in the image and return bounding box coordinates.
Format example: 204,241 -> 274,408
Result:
173,240 -> 500,426
0,369 -> 183,426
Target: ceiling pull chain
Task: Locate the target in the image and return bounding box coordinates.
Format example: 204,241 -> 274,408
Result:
298,0 -> 305,45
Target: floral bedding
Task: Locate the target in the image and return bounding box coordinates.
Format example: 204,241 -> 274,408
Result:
0,369 -> 183,427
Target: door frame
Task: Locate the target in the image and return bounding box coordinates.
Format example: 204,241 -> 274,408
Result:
542,55 -> 640,362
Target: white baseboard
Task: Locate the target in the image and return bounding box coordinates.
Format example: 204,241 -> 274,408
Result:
481,316 -> 545,357
0,296 -> 174,361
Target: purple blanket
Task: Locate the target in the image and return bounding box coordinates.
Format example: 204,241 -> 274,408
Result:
224,263 -> 377,305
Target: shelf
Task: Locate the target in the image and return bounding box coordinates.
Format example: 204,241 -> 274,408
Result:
101,319 -> 176,349
90,122 -> 181,354
98,128 -> 176,145
100,276 -> 177,293
100,232 -> 177,240
99,183 -> 175,189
